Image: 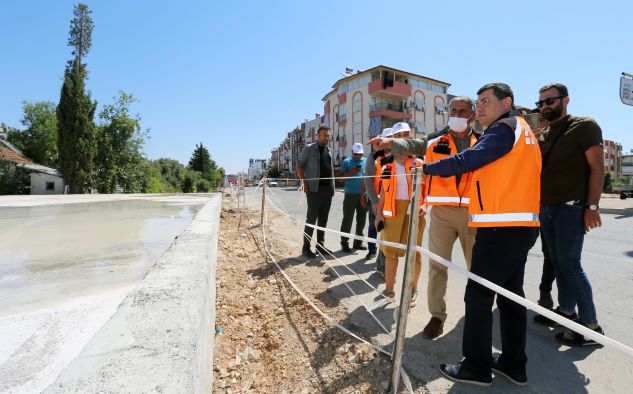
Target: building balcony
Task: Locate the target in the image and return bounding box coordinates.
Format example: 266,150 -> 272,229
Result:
369,102 -> 412,120
338,92 -> 347,104
368,78 -> 412,97
336,113 -> 347,125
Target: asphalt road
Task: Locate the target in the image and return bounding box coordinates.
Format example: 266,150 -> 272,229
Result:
246,186 -> 633,393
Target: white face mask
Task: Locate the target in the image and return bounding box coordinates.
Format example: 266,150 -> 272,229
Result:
448,117 -> 469,133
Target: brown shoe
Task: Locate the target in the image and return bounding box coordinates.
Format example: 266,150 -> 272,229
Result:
422,317 -> 444,339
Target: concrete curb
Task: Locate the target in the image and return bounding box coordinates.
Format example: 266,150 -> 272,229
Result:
44,194 -> 221,393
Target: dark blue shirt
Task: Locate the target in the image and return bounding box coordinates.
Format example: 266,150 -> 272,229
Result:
424,116 -> 516,177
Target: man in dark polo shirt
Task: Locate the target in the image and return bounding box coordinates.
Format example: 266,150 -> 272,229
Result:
297,126 -> 335,258
533,83 -> 605,345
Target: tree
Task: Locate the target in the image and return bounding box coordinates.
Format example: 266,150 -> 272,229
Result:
181,169 -> 199,193
57,3 -> 96,193
0,161 -> 30,195
603,172 -> 612,193
188,143 -> 215,178
5,124 -> 26,150
93,91 -> 148,193
68,3 -> 93,61
267,166 -> 280,178
152,158 -> 187,191
188,143 -> 224,190
7,102 -> 58,167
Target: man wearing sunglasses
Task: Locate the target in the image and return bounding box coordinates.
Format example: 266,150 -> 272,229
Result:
533,83 -> 605,346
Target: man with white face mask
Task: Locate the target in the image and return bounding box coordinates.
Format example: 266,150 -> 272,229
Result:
421,96 -> 479,339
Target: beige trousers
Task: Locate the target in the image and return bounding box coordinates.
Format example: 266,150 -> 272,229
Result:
427,205 -> 476,321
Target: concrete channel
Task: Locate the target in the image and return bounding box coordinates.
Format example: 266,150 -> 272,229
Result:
0,194 -> 221,393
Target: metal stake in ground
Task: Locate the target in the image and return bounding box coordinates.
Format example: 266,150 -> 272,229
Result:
390,166 -> 422,394
261,177 -> 266,225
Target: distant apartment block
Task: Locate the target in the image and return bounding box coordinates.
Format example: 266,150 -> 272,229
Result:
302,114 -> 323,145
622,151 -> 633,176
322,65 -> 450,166
604,139 -> 622,177
270,148 -> 279,171
247,158 -> 267,180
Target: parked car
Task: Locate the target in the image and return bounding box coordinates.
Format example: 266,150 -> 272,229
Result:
613,184 -> 633,199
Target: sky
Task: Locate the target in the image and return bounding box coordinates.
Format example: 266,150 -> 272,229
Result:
1,0 -> 632,174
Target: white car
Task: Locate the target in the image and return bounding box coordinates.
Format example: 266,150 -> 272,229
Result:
268,179 -> 278,187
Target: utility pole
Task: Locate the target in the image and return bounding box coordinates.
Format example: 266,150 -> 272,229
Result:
389,166 -> 422,393
260,177 -> 266,225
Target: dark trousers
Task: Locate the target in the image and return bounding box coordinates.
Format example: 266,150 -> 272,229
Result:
340,193 -> 367,246
303,184 -> 333,248
462,227 -> 539,377
367,198 -> 377,253
538,230 -> 556,293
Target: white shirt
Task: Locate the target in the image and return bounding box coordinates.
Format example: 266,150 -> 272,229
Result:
394,160 -> 409,200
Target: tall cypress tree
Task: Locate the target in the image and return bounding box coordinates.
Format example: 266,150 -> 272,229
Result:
56,3 -> 97,193
188,143 -> 214,178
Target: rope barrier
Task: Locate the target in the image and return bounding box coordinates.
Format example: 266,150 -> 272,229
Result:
241,178 -> 633,392
256,186 -> 414,393
299,217 -> 633,358
257,175 -> 633,357
267,173 -> 413,183
264,191 -> 395,334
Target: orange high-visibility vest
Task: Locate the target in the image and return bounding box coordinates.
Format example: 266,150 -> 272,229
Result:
381,157 -> 424,218
469,116 -> 541,227
425,132 -> 478,207
372,156 -> 385,195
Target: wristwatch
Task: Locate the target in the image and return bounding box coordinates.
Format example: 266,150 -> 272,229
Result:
585,204 -> 599,211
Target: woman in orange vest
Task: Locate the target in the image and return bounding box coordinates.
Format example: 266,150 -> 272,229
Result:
373,122 -> 426,305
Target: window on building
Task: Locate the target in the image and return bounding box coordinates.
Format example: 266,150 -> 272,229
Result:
353,122 -> 362,141
431,84 -> 447,93
410,78 -> 430,90
352,98 -> 361,114
347,75 -> 370,91
46,182 -> 55,191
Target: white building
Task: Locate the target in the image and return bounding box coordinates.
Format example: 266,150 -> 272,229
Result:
0,139 -> 65,195
247,158 -> 267,180
21,163 -> 65,194
302,114 -> 324,145
322,65 -> 450,167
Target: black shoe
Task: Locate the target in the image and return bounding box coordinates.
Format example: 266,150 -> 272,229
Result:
537,291 -> 554,309
353,243 -> 367,250
341,244 -> 352,253
365,251 -> 377,260
302,247 -> 316,259
315,244 -> 333,256
555,325 -> 605,347
534,306 -> 578,326
439,362 -> 492,387
492,355 -> 527,386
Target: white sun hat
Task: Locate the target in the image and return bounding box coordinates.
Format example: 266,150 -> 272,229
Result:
351,142 -> 364,154
391,122 -> 411,135
380,127 -> 394,137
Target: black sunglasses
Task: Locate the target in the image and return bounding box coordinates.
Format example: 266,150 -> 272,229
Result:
535,96 -> 566,108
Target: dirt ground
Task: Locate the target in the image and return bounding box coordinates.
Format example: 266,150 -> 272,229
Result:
212,203 -> 428,393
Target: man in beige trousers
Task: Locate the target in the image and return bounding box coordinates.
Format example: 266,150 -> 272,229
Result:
422,97 -> 478,339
